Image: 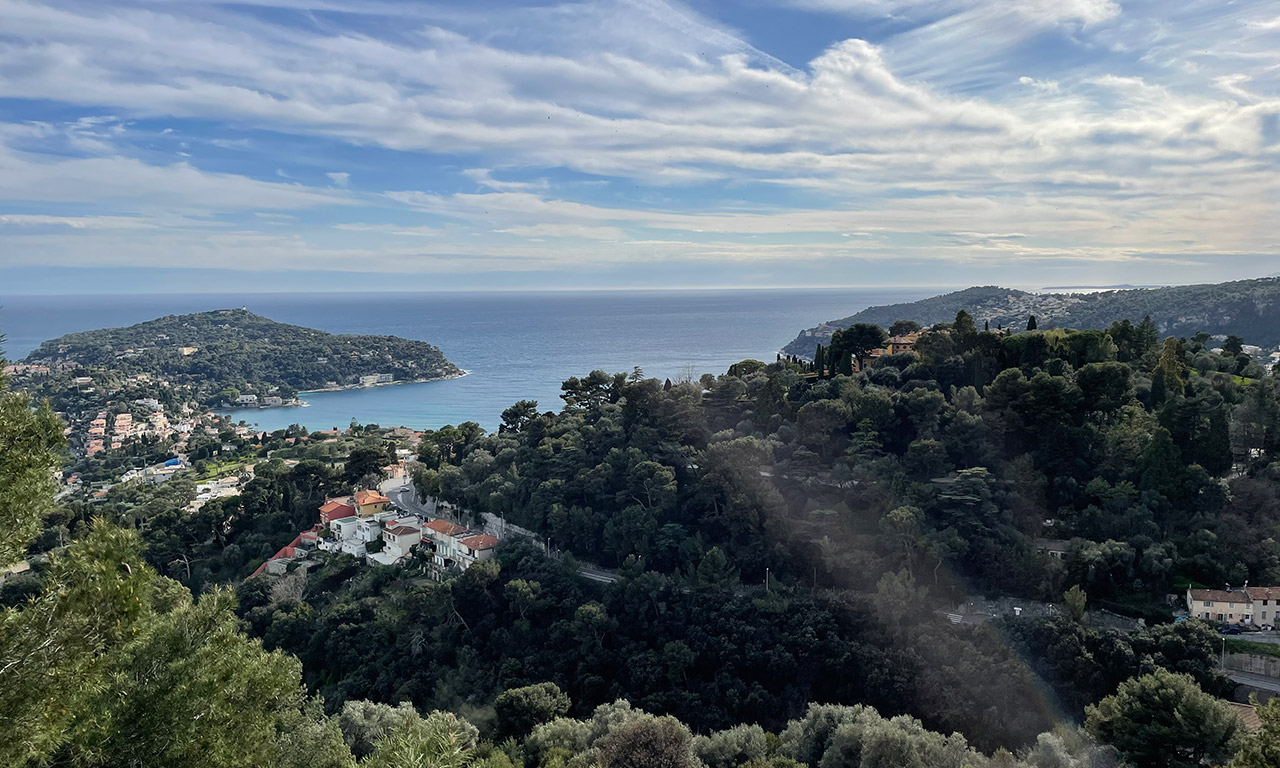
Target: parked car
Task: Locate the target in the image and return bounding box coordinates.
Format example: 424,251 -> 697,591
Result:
1221,625 -> 1243,635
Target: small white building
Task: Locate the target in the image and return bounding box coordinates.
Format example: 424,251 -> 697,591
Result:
324,512 -> 403,558
455,533 -> 499,567
367,524 -> 423,566
383,525 -> 422,558
235,394 -> 258,405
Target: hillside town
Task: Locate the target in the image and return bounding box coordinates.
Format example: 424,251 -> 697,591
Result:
251,485 -> 502,579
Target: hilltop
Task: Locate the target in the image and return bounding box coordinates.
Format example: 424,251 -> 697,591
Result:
782,277 -> 1280,358
21,308 -> 462,407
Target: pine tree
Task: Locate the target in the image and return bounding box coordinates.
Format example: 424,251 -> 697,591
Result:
1136,316 -> 1159,358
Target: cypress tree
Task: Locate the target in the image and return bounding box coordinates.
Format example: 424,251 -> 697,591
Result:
1027,315 -> 1038,331
1201,407 -> 1233,475
1138,427 -> 1184,498
1149,371 -> 1167,406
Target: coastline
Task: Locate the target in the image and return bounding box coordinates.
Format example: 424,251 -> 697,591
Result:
296,369 -> 469,397
217,370 -> 470,415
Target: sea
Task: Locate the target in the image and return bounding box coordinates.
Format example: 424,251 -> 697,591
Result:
0,289 -> 939,432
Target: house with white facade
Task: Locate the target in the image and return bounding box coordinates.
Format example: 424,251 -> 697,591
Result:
323,515 -> 384,557
422,519 -> 469,567
367,524 -> 423,566
455,533 -> 499,567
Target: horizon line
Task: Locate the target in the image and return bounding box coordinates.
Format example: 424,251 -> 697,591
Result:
0,282 -> 1204,299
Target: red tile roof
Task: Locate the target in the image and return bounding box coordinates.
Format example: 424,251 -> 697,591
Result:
424,519 -> 468,537
354,489 -> 390,506
319,500 -> 356,522
1189,588 -> 1251,603
384,525 -> 420,537
1246,587 -> 1280,601
459,534 -> 499,551
1231,702 -> 1263,733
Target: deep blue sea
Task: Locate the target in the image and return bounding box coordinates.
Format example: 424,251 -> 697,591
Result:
0,289 -> 937,431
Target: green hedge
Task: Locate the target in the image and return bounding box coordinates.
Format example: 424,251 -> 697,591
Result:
1225,638 -> 1280,659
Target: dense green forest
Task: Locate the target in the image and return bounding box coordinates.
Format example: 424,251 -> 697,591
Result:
21,309 -> 461,406
783,277 -> 1280,357
6,307 -> 1280,766
248,312 -> 1277,753
419,317 -> 1279,601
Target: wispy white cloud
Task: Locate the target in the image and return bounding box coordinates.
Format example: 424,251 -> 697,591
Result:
0,213 -> 157,229
0,0 -> 1277,284
332,222 -> 441,237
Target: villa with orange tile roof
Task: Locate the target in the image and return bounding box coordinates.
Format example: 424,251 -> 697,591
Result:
354,489 -> 391,516
850,331 -> 921,374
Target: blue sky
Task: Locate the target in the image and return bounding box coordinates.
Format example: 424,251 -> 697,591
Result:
1,0 -> 1279,293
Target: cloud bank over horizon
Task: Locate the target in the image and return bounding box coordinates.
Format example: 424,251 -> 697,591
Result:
1,0 -> 1278,292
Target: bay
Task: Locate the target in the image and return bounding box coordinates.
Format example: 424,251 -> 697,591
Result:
0,288 -> 939,431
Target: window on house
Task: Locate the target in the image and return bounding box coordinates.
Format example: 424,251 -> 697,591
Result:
1205,601 -> 1213,606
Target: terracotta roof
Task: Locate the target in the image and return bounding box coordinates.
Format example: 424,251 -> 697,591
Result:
384,525 -> 420,537
1189,588 -> 1251,603
354,490 -> 390,506
424,519 -> 468,537
459,534 -> 499,551
1245,587 -> 1280,601
319,500 -> 356,522
1231,702 -> 1263,733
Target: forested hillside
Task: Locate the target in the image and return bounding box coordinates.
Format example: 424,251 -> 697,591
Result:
21,309 -> 461,406
783,278 -> 1280,357
237,311 -> 1277,753
6,309 -> 1280,766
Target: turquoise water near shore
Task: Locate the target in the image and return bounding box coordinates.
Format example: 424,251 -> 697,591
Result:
1,288 -> 938,431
